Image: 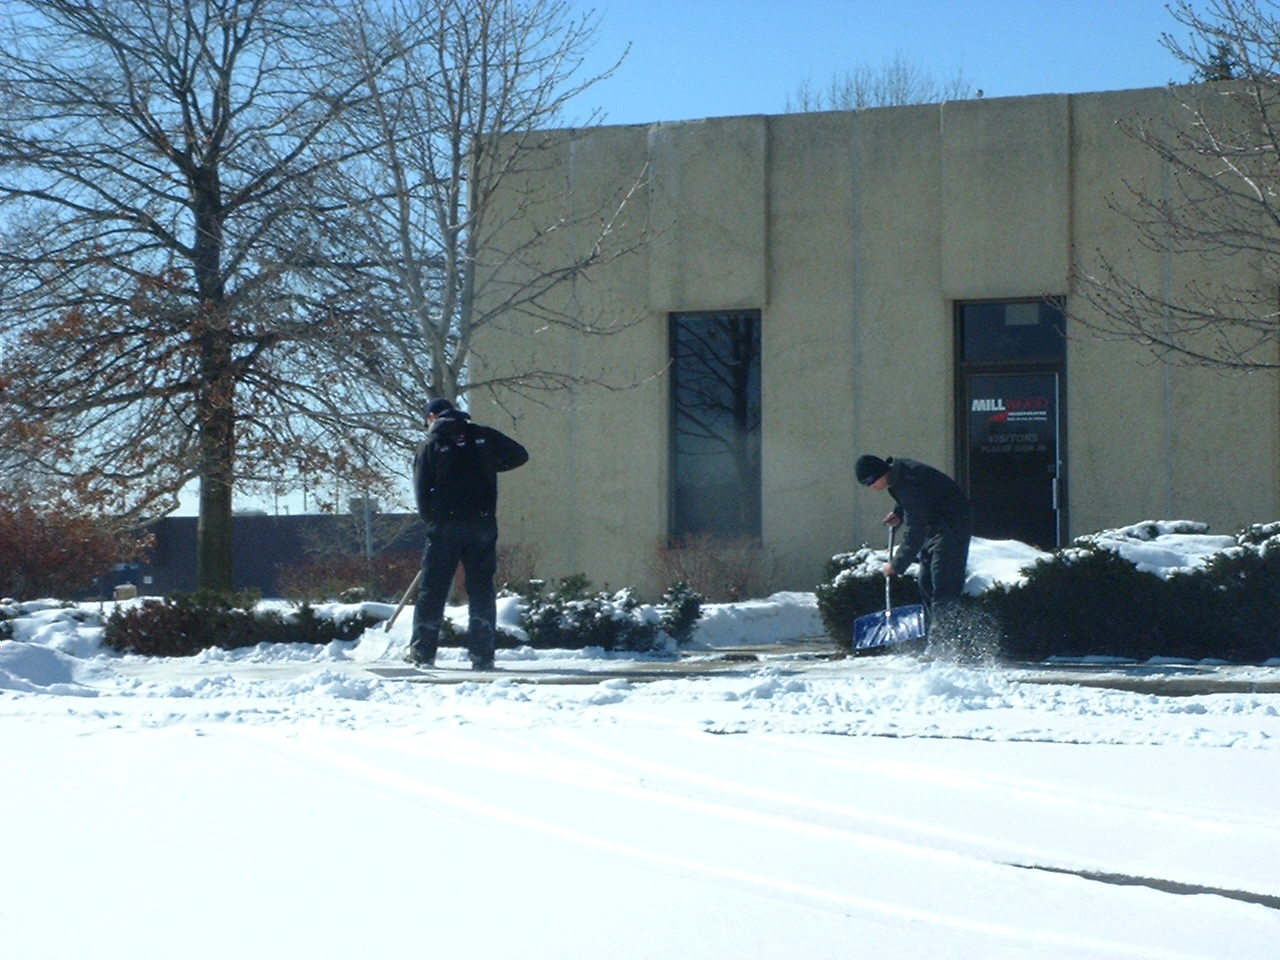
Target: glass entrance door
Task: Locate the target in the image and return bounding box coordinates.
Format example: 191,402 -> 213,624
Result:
955,298 -> 1066,549
963,371 -> 1061,548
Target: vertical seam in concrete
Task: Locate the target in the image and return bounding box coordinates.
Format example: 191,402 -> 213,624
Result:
565,135 -> 582,573
1161,153 -> 1176,518
1063,94 -> 1075,541
760,116 -> 772,554
849,109 -> 865,547
647,123 -> 670,544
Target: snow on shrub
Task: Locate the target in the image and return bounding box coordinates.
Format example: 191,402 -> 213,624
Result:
816,521 -> 1280,662
509,575 -> 703,652
102,590 -> 379,657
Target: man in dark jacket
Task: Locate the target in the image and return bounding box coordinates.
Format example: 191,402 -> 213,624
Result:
856,454 -> 972,628
407,398 -> 528,669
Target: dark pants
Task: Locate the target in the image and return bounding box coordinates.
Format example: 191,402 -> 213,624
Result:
410,517 -> 499,667
917,519 -> 972,628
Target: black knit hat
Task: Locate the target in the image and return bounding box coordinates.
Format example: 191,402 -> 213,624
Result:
856,455 -> 889,486
424,397 -> 454,420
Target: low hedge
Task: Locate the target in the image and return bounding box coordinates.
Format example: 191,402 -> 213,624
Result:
508,576 -> 704,652
102,590 -> 379,657
817,522 -> 1280,662
98,578 -> 705,659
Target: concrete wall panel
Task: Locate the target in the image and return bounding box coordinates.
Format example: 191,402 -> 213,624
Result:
941,95 -> 1071,298
647,117 -> 768,312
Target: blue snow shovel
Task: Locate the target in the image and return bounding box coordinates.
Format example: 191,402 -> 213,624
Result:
851,524 -> 926,652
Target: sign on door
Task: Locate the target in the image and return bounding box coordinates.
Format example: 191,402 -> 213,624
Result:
965,372 -> 1061,548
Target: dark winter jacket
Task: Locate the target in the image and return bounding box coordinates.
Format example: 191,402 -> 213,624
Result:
413,409 -> 528,528
885,457 -> 971,571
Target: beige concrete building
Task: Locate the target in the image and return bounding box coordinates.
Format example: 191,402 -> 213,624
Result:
471,86 -> 1280,596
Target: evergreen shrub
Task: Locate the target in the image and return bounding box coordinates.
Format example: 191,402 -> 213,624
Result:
1176,522 -> 1280,660
980,547 -> 1170,660
814,546 -> 921,649
510,575 -> 702,652
659,581 -> 705,645
437,617 -> 524,651
102,590 -> 378,657
817,522 -> 1280,662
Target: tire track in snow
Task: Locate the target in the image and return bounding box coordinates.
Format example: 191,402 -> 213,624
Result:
230,724 -> 1253,960
532,727 -> 1082,865
690,731 -> 1280,898
1009,864 -> 1280,911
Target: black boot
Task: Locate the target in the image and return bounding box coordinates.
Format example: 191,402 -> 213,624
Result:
405,623 -> 438,667
468,617 -> 496,670
403,644 -> 435,667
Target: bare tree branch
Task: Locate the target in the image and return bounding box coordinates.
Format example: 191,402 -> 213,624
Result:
787,52 -> 975,111
299,0 -> 646,444
1072,0 -> 1280,372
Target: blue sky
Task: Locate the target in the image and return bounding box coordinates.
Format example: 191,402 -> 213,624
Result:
566,0 -> 1191,126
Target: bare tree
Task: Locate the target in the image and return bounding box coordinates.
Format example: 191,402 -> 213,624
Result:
1072,0 -> 1280,371
787,53 -> 974,111
0,0 -> 422,589
0,0 -> 640,591
297,0 -> 646,444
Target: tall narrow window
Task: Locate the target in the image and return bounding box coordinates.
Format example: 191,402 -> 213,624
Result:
669,311 -> 762,538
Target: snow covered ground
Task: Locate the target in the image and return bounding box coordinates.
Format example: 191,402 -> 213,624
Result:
3,531 -> 1279,959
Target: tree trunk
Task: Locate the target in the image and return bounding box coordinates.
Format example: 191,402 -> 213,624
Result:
196,460 -> 235,593
192,156 -> 235,593
195,326 -> 236,592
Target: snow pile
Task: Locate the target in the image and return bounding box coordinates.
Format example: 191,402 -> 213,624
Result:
1081,520 -> 1239,578
688,591 -> 824,645
962,537 -> 1050,592
0,640 -> 94,695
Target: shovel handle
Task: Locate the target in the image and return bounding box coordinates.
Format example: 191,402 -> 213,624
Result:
885,524 -> 895,614
384,569 -> 423,632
